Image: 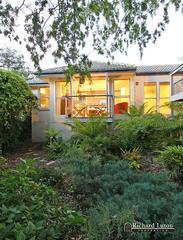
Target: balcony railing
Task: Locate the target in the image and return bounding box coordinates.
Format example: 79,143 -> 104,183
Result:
56,95 -> 114,118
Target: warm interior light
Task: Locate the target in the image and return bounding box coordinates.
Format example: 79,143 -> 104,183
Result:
40,88 -> 46,94
120,87 -> 126,96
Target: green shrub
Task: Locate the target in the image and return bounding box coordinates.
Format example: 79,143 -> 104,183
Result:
47,141 -> 65,160
158,146 -> 183,180
0,160 -> 86,239
112,114 -> 183,153
0,70 -> 36,155
66,117 -> 112,160
45,128 -> 60,144
32,166 -> 64,189
121,148 -> 142,169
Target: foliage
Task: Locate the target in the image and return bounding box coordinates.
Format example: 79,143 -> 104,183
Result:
158,145 -> 183,181
113,114 -> 183,153
45,128 -> 60,144
47,141 -> 65,160
0,160 -> 86,240
32,165 -> 64,189
45,128 -> 66,160
0,47 -> 30,78
121,148 -> 142,169
0,70 -> 36,154
126,104 -> 155,118
66,117 -> 112,161
1,1 -> 183,70
169,102 -> 183,119
61,155 -> 183,239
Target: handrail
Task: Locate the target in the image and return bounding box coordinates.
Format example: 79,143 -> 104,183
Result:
63,94 -> 114,98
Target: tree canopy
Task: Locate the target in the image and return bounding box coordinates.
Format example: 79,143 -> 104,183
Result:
0,0 -> 183,72
0,48 -> 30,78
0,70 -> 36,154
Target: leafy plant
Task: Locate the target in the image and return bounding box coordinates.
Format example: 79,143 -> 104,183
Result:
0,160 -> 86,240
0,70 -> 36,155
112,114 -> 183,153
47,141 -> 65,160
158,145 -> 183,181
121,148 -> 142,169
45,128 -> 60,144
66,116 -> 111,160
126,104 -> 155,118
32,166 -> 64,189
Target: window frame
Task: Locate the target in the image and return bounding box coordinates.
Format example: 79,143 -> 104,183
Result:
38,87 -> 50,111
144,82 -> 170,114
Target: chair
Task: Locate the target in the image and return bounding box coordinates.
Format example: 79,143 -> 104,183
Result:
114,102 -> 128,114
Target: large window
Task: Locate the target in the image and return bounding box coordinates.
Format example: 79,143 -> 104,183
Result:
114,79 -> 130,114
56,81 -> 70,115
159,83 -> 170,115
39,87 -> 50,109
144,83 -> 157,113
72,77 -> 107,117
144,82 -> 170,114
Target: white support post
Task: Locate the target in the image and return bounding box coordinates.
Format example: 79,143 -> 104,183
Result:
106,72 -> 109,114
49,80 -> 55,123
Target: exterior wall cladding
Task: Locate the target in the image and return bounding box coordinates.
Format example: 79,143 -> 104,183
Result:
29,63 -> 183,142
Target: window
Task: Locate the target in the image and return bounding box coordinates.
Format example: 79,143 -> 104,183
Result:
144,82 -> 170,115
114,79 -> 130,114
39,87 -> 50,109
144,83 -> 157,113
72,77 -> 107,117
56,81 -> 70,115
159,83 -> 170,115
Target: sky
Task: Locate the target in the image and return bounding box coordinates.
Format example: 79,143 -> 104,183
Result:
0,4 -> 183,70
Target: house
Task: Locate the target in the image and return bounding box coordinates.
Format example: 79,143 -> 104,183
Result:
170,63 -> 183,102
28,62 -> 183,142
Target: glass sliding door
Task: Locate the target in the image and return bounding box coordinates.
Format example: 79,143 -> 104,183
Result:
114,79 -> 130,114
72,77 -> 107,117
56,81 -> 70,115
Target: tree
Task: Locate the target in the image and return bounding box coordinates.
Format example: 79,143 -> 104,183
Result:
0,70 -> 36,154
0,0 -> 183,74
0,48 -> 30,78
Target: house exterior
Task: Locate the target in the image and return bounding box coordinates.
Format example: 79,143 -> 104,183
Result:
170,63 -> 183,102
28,62 -> 183,142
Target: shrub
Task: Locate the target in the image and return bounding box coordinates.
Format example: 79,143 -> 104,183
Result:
158,145 -> 183,180
0,160 -> 86,239
112,114 -> 183,153
0,70 -> 36,155
66,117 -> 112,160
47,141 -> 65,160
45,128 -> 60,144
32,166 -> 64,189
121,148 -> 142,169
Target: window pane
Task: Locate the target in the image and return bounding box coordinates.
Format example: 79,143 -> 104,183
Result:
114,98 -> 130,114
72,78 -> 106,96
160,83 -> 170,98
144,99 -> 156,113
40,87 -> 49,108
159,99 -> 170,115
144,83 -> 156,98
56,82 -> 70,97
114,80 -> 130,97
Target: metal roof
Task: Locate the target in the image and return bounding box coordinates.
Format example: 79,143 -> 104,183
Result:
29,63 -> 183,86
136,64 -> 181,75
28,77 -> 48,86
38,61 -> 136,75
